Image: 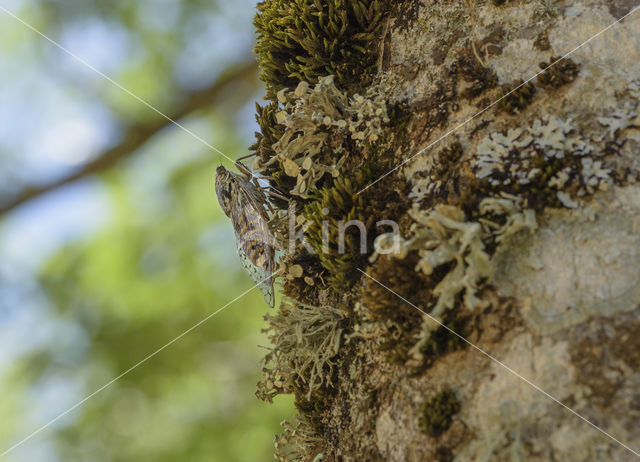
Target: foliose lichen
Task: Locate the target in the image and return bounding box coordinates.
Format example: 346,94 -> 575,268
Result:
258,76 -> 389,199
409,141 -> 464,204
473,115 -> 614,208
373,204 -> 492,323
598,79 -> 640,137
368,196 -> 535,360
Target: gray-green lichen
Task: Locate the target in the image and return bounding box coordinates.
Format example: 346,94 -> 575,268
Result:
598,79 -> 640,137
372,204 -> 491,328
478,194 -> 538,243
473,115 -> 613,205
258,76 -> 389,198
274,414 -> 325,462
257,297 -> 345,402
408,205 -> 491,320
370,197 -> 535,359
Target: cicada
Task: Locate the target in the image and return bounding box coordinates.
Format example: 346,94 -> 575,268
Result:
215,164 -> 278,307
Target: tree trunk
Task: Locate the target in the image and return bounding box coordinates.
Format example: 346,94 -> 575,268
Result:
254,1 -> 640,460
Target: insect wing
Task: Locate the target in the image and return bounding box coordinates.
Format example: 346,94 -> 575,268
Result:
236,237 -> 274,307
230,184 -> 275,307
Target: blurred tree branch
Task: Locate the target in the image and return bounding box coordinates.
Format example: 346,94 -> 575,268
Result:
0,60 -> 259,216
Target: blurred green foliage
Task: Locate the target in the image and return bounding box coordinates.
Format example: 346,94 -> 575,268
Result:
34,149 -> 292,462
0,1 -> 292,461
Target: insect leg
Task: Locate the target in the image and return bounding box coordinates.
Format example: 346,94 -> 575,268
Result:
262,186 -> 289,202
236,152 -> 258,163
234,160 -> 254,179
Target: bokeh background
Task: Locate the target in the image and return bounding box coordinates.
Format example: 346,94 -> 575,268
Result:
0,0 -> 293,460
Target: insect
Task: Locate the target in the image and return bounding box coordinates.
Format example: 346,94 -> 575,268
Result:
215,162 -> 279,307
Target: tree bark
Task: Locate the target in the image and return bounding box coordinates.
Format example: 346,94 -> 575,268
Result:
257,1 -> 640,460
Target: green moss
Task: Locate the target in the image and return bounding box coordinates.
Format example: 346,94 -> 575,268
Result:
453,50 -> 499,100
435,446 -> 454,462
254,0 -> 392,99
418,311 -> 470,367
251,101 -> 284,163
419,388 -> 462,438
304,172 -> 377,289
387,102 -> 412,131
498,80 -> 537,115
537,57 -> 580,89
363,254 -> 427,364
533,32 -> 551,51
362,252 -> 473,369
362,253 -> 430,319
433,142 -> 464,179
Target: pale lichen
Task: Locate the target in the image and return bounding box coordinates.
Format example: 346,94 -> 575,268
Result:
370,197 -> 536,359
408,205 -> 492,319
473,115 -> 614,203
408,142 -> 464,202
257,297 -> 345,402
598,79 -> 640,137
258,76 -> 389,198
370,204 -> 490,358
456,400 -> 531,462
478,193 -> 538,243
274,414 -> 325,462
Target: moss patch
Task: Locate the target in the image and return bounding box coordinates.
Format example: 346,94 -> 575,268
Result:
419,388 -> 462,437
304,164 -> 407,290
498,80 -> 537,115
254,0 -> 393,98
436,446 -> 455,462
452,49 -> 499,101
537,57 -> 580,89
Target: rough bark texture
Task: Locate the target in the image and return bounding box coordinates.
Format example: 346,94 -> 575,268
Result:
253,1 -> 640,460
